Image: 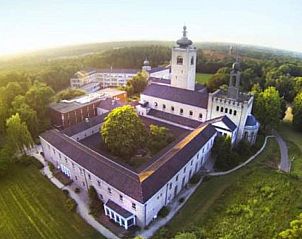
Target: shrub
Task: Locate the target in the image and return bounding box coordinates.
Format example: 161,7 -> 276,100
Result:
30,157 -> 44,169
62,189 -> 69,196
179,197 -> 185,204
158,206 -> 170,218
65,198 -> 77,212
153,227 -> 169,239
189,174 -> 202,185
88,186 -> 103,218
75,187 -> 81,194
48,162 -> 55,173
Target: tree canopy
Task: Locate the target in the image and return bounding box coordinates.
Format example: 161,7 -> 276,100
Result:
292,92 -> 302,131
55,88 -> 86,102
6,113 -> 33,153
148,124 -> 175,154
101,105 -> 147,157
253,86 -> 281,131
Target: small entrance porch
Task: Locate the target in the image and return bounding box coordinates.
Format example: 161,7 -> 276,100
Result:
104,200 -> 136,230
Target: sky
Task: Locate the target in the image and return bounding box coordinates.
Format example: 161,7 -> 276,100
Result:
0,0 -> 301,56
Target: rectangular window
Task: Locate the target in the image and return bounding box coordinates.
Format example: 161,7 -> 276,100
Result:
234,110 -> 237,116
189,111 -> 193,116
132,203 -> 136,210
199,113 -> 202,119
169,183 -> 172,190
216,106 -> 219,111
225,108 -> 228,113
108,187 -> 112,194
88,174 -> 91,180
184,167 -> 186,173
171,106 -> 174,111
119,195 -> 123,202
176,175 -> 179,181
98,181 -> 101,187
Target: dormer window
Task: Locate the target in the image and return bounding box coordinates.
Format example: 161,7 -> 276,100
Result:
177,56 -> 183,65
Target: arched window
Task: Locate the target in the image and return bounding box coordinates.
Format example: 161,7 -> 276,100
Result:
171,106 -> 175,111
234,110 -> 237,116
189,111 -> 193,116
191,56 -> 194,65
225,108 -> 228,113
216,106 -> 219,111
177,56 -> 183,65
229,109 -> 232,114
163,104 -> 166,110
221,107 -> 224,112
199,113 -> 202,119
180,108 -> 184,115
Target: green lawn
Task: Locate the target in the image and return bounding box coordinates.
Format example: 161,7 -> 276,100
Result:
0,164 -> 104,239
154,139 -> 302,239
195,73 -> 213,84
279,122 -> 302,177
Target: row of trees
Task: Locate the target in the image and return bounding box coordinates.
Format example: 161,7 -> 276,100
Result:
0,80 -> 55,177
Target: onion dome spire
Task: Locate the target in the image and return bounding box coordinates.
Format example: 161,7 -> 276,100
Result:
176,26 -> 193,48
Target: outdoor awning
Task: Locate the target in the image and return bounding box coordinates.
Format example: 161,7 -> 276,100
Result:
105,200 -> 133,219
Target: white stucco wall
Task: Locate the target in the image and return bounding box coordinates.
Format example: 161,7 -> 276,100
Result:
140,94 -> 208,122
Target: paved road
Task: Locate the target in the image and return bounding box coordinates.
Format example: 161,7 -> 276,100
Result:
273,130 -> 291,173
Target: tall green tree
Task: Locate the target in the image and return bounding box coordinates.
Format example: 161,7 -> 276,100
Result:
11,95 -> 39,137
212,136 -> 233,170
292,92 -> 302,132
101,105 -> 147,157
126,71 -> 148,95
207,67 -> 230,92
25,81 -> 55,130
6,113 -> 33,153
3,82 -> 23,107
253,86 -> 281,130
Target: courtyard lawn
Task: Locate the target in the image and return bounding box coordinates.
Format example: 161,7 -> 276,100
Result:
0,164 -> 104,239
195,73 -> 213,84
154,138 -> 302,239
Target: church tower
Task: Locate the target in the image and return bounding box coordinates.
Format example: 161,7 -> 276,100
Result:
171,26 -> 197,91
142,58 -> 151,71
228,60 -> 241,99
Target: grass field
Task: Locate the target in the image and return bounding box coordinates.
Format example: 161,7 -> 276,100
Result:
0,164 -> 104,239
195,73 -> 213,84
279,122 -> 302,177
154,138 -> 302,239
